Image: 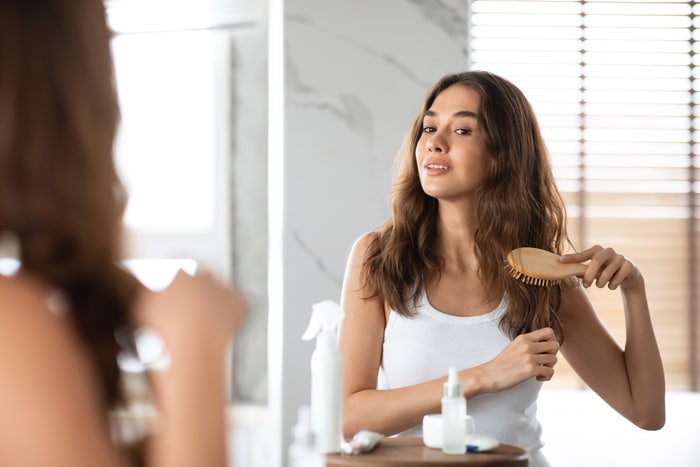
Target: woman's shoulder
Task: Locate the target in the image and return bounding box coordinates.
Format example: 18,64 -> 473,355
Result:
0,274 -> 121,466
0,273 -> 84,370
0,272 -> 58,324
0,271 -> 101,391
350,230 -> 381,256
355,229 -> 379,244
344,231 -> 382,272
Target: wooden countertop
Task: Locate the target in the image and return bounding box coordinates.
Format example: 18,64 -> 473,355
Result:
326,437 -> 529,466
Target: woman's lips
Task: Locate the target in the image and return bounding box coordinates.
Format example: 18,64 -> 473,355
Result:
423,159 -> 450,174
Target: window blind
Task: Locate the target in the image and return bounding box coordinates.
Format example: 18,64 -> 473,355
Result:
469,0 -> 699,391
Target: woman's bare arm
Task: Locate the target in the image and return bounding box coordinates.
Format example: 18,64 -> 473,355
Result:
558,246 -> 665,430
338,233 -> 446,436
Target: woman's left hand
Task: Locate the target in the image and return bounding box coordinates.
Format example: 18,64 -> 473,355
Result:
558,245 -> 642,290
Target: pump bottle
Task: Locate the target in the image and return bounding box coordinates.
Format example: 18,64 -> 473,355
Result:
301,300 -> 344,454
289,405 -> 325,467
441,367 -> 467,454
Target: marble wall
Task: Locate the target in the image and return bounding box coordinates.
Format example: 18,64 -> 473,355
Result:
269,0 -> 469,464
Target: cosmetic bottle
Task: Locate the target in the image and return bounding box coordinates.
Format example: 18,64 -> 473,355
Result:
301,300 -> 344,454
289,405 -> 325,467
441,367 -> 467,455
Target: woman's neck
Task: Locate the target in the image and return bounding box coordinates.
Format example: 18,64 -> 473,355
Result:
436,200 -> 478,273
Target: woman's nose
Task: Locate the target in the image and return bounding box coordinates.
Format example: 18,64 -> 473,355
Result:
426,133 -> 446,152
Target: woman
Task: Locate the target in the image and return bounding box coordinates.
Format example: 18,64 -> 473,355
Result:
0,1 -> 245,466
338,71 -> 665,466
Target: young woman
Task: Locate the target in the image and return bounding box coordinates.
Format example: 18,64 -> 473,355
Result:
0,2 -> 246,466
338,71 -> 665,466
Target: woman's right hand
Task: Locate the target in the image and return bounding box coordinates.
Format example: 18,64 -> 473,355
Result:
133,268 -> 247,361
477,327 -> 559,393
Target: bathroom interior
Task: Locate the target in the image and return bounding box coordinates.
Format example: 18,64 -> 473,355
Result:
103,0 -> 700,466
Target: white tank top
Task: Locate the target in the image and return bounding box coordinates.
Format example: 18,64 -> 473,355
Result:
378,291 -> 549,464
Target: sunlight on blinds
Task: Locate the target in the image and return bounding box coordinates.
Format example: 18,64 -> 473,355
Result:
471,0 -> 692,217
470,0 -> 698,390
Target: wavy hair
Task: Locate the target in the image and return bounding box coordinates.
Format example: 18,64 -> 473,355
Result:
362,71 -> 568,341
0,0 -> 139,406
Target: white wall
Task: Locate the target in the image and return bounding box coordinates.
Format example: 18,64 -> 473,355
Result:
538,389 -> 700,467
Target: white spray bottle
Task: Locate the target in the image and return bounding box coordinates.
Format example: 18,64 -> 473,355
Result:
441,367 -> 467,455
301,300 -> 344,454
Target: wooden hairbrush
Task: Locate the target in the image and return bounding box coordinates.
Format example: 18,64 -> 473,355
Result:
505,247 -> 587,287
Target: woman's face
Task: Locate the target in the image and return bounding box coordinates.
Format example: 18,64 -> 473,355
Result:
415,84 -> 488,202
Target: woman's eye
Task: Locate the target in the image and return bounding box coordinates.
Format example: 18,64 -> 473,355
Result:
456,128 -> 473,135
422,126 -> 436,133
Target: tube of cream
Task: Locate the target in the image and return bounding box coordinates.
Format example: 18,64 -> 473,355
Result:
340,430 -> 384,455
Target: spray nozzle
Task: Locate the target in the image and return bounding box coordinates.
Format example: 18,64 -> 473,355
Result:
301,300 -> 344,341
444,367 -> 462,398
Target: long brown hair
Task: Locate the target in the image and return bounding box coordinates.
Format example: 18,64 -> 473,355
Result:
362,71 -> 568,340
0,0 -> 139,406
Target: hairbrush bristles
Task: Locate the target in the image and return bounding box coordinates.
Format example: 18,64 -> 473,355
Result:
504,261 -> 560,287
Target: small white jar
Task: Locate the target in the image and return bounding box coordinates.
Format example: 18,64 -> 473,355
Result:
422,413 -> 475,449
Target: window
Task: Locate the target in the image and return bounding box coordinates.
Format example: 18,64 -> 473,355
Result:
111,30 -> 232,288
105,0 -> 261,286
469,0 -> 699,390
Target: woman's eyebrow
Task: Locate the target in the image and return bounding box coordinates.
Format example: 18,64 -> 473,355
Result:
424,109 -> 480,119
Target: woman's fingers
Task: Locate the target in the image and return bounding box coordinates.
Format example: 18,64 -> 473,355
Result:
561,245 -> 642,290
485,327 -> 560,390
527,326 -> 557,343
